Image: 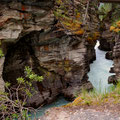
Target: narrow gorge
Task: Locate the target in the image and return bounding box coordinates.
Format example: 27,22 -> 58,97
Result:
0,0 -> 120,120
0,0 -> 99,107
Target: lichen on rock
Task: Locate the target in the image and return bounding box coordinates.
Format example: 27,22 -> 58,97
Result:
0,0 -> 100,107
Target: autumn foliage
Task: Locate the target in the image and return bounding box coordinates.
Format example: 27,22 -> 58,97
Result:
110,21 -> 120,33
55,0 -> 84,36
55,0 -> 100,43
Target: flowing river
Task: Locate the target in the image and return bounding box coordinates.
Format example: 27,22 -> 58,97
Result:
31,41 -> 115,119
88,41 -> 115,93
30,96 -> 69,119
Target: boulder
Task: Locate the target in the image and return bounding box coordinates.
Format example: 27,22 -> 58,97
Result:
108,75 -> 117,84
105,51 -> 113,60
109,67 -> 115,73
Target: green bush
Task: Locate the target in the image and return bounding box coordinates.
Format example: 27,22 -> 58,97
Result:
0,66 -> 43,120
0,49 -> 4,58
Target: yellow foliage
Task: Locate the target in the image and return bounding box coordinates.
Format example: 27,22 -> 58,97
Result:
114,28 -> 120,33
92,32 -> 100,41
74,23 -> 82,28
110,21 -> 120,33
74,29 -> 84,35
58,13 -> 84,35
86,32 -> 100,45
94,32 -> 100,38
56,0 -> 62,4
117,24 -> 120,27
76,13 -> 81,20
116,21 -> 120,25
64,60 -> 69,65
87,37 -> 93,41
62,20 -> 82,31
46,72 -> 51,77
110,26 -> 115,31
72,97 -> 82,105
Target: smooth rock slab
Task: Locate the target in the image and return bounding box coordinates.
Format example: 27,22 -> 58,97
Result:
40,108 -> 120,120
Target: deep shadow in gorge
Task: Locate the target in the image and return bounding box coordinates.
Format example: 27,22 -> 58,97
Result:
2,31 -> 69,108
2,27 -> 94,108
0,0 -> 100,110
2,32 -> 47,108
2,31 -> 43,85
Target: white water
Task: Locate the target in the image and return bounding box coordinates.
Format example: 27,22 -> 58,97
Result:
88,41 -> 115,93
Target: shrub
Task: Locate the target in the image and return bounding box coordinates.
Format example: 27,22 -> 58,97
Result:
0,49 -> 4,58
64,82 -> 120,107
0,66 -> 43,120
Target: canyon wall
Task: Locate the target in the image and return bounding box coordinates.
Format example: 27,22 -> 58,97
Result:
99,4 -> 120,84
0,0 -> 99,108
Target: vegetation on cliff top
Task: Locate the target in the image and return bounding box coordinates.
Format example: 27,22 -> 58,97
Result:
64,82 -> 120,107
54,0 -> 100,44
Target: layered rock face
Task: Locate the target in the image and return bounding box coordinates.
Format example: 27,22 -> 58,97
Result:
99,17 -> 115,60
0,0 -> 99,108
99,4 -> 120,84
99,22 -> 115,52
112,35 -> 120,84
99,4 -> 118,60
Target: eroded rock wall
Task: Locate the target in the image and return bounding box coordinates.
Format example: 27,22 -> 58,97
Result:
112,35 -> 120,83
0,0 -> 99,108
99,4 -> 120,84
99,4 -> 120,60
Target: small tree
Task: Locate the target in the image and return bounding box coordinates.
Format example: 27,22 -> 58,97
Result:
0,66 -> 43,120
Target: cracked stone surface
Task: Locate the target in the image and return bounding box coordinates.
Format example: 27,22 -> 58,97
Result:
40,107 -> 120,120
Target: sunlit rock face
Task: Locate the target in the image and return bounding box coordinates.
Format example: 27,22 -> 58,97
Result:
1,0 -> 99,108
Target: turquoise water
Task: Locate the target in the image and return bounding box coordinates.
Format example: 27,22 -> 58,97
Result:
31,41 -> 115,119
30,96 -> 69,120
88,41 -> 115,93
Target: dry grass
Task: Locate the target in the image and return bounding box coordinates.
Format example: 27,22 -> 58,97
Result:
63,83 -> 120,107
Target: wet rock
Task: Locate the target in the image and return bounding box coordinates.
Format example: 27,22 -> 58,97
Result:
109,67 -> 115,73
99,24 -> 115,51
62,81 -> 93,100
113,35 -> 120,81
108,75 -> 117,84
105,51 -> 113,60
99,39 -> 111,51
